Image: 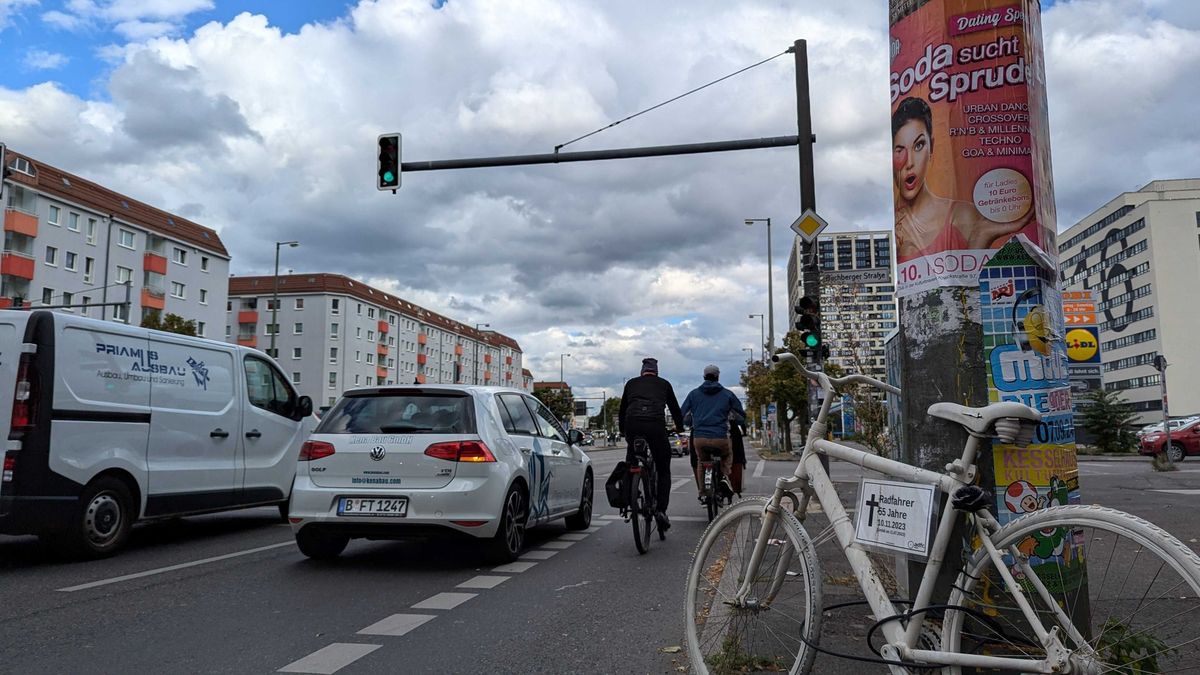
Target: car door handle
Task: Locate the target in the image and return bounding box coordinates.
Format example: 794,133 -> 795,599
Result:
210,429 -> 230,439
519,447 -> 533,454
245,429 -> 262,439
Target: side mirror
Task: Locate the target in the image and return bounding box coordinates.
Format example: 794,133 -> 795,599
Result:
295,395 -> 313,421
566,429 -> 584,446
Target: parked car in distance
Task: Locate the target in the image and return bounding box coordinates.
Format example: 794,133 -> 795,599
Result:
0,310 -> 314,558
670,433 -> 689,457
1139,417 -> 1200,463
288,385 -> 593,562
1137,416 -> 1199,438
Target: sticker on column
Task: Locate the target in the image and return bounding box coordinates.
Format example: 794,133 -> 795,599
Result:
853,478 -> 938,560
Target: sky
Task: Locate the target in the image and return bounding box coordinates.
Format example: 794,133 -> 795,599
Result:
0,0 -> 1197,413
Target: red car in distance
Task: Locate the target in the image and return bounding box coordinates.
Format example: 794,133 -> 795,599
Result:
1139,418 -> 1200,463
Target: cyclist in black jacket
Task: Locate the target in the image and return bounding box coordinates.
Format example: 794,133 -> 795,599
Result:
620,358 -> 684,530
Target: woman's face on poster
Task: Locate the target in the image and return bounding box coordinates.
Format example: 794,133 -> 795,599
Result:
893,118 -> 931,203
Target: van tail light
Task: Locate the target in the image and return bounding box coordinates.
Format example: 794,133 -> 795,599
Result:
424,441 -> 496,463
10,352 -> 36,432
2,453 -> 14,483
299,441 -> 335,461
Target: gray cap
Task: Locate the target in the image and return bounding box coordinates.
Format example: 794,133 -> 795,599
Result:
703,364 -> 720,377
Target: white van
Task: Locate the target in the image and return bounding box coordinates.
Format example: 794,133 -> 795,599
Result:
0,310 -> 314,557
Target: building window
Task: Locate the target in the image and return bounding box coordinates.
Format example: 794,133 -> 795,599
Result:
367,330 -> 375,342
68,212 -> 80,231
116,266 -> 132,284
81,296 -> 90,316
329,372 -> 337,388
62,292 -> 73,309
86,218 -> 97,245
293,347 -> 302,359
170,282 -> 185,299
42,287 -> 53,305
201,256 -> 209,272
83,257 -> 94,283
330,323 -> 339,339
331,298 -> 340,314
118,229 -> 135,249
294,298 -> 304,310
113,303 -> 129,323
367,353 -> 375,365
64,251 -> 77,271
366,377 -> 373,386
292,372 -> 301,384
265,298 -> 278,311
197,321 -> 206,337
264,348 -> 278,358
226,301 -> 232,311
328,396 -> 336,406
357,303 -> 362,315
199,289 -> 208,305
389,315 -> 395,325
172,248 -> 187,265
356,327 -> 362,339
48,205 -> 60,226
329,347 -> 338,363
355,350 -> 361,362
44,246 -> 57,266
354,374 -> 360,385
265,324 -> 279,336
226,325 -> 231,338
368,307 -> 375,319
293,322 -> 303,334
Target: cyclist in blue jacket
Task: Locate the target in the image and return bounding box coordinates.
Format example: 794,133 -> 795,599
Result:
681,365 -> 746,500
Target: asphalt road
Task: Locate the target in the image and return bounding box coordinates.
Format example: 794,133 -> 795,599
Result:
2,448 -> 1198,674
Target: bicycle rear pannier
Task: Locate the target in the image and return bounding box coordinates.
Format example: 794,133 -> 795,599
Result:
605,461 -> 630,509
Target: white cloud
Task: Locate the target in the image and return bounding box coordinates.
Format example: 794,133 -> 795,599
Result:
22,48 -> 68,70
112,19 -> 174,39
41,0 -> 212,36
41,9 -> 85,31
0,0 -> 37,31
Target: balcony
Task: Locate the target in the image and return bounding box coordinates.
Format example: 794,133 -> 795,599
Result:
376,366 -> 388,379
505,371 -> 512,380
378,320 -> 389,333
141,287 -> 166,310
454,345 -> 463,356
417,334 -> 427,345
484,371 -> 492,381
505,356 -> 513,365
237,310 -> 259,324
237,335 -> 257,348
417,354 -> 427,365
143,252 -> 168,275
3,209 -> 38,238
377,344 -> 389,356
0,252 -> 35,280
484,354 -> 492,364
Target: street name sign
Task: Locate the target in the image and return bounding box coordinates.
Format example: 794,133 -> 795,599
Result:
823,268 -> 892,285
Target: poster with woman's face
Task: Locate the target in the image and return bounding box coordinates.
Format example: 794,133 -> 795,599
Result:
889,0 -> 1056,297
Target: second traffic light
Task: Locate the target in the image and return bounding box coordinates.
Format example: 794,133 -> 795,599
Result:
794,296 -> 821,353
377,133 -> 401,191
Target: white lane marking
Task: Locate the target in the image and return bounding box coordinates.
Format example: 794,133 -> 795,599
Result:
600,514 -> 622,520
592,519 -> 613,526
457,575 -> 510,589
559,533 -> 588,541
58,541 -> 293,592
412,592 -> 476,610
278,643 -> 381,674
357,614 -> 436,637
539,540 -> 575,550
554,580 -> 592,591
521,550 -> 558,560
493,561 -> 537,573
1152,489 -> 1200,495
753,460 -> 765,478
584,527 -> 602,533
670,478 -> 691,492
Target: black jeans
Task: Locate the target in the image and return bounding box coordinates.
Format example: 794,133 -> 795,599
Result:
624,419 -> 673,513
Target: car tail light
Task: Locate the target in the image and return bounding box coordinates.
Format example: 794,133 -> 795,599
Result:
11,352 -> 37,432
450,520 -> 488,527
2,453 -> 14,483
299,441 -> 335,461
424,441 -> 496,463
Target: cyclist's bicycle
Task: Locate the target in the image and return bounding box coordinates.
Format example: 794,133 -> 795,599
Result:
685,352 -> 1200,674
696,433 -> 734,522
625,437 -> 666,554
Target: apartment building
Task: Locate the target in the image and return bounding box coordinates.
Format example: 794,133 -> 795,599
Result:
226,273 -> 525,408
521,368 -> 534,392
1058,178 -> 1200,424
786,230 -> 897,380
2,150 -> 230,334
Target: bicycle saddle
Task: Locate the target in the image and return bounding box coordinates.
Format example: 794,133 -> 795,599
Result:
927,401 -> 1041,439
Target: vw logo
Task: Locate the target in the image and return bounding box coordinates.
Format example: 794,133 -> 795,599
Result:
369,446 -> 386,461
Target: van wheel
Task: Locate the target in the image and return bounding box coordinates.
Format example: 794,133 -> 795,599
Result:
295,528 -> 348,560
564,472 -> 593,530
52,477 -> 134,559
486,486 -> 527,563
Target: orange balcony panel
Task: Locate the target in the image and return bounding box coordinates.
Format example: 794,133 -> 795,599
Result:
484,354 -> 492,364
237,335 -> 257,348
376,366 -> 388,379
454,345 -> 463,356
377,344 -> 389,356
484,371 -> 492,381
417,354 -> 427,365
237,310 -> 258,324
141,288 -> 166,310
505,371 -> 512,380
416,374 -> 427,384
143,252 -> 168,275
417,334 -> 427,345
378,320 -> 389,333
0,253 -> 35,280
505,356 -> 513,365
4,209 -> 38,237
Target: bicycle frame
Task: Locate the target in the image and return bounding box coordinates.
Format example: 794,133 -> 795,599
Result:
733,354 -> 1069,673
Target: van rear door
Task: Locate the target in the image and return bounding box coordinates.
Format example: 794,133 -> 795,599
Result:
0,311 -> 31,504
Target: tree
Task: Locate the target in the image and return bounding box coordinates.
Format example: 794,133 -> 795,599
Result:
740,331 -> 810,453
589,396 -> 621,434
141,311 -> 197,336
1081,389 -> 1138,454
533,387 -> 574,424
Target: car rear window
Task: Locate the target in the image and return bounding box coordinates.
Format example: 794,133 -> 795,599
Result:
316,393 -> 476,434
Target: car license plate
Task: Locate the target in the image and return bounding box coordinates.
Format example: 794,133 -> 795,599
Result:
338,496 -> 408,517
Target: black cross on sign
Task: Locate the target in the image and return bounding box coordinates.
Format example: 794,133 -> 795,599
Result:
865,493 -> 881,527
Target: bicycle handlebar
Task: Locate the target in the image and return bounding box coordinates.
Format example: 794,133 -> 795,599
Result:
771,352 -> 901,397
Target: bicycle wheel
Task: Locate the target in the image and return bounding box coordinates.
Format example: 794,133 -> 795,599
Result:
631,467 -> 652,554
685,498 -> 823,675
943,504 -> 1200,674
705,466 -> 719,523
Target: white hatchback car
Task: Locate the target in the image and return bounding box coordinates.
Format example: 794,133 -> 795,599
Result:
288,385 -> 593,562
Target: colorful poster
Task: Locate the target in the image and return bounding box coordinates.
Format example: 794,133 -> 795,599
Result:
889,0 -> 1056,297
1064,290 -> 1103,443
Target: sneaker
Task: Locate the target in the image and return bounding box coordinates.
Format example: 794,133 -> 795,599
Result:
719,477 -> 734,499
655,511 -> 671,533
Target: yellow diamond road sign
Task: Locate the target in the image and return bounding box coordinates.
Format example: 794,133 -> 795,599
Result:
790,209 -> 828,242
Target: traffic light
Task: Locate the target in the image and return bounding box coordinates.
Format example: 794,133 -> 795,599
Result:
794,296 -> 821,354
1154,355 -> 1167,372
377,134 -> 401,191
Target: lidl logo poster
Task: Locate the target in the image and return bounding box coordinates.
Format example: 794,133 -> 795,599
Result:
1065,327 -> 1100,364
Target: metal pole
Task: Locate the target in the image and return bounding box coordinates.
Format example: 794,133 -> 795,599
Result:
271,242 -> 280,357
560,353 -> 570,385
1160,358 -> 1173,467
766,218 -> 775,353
794,39 -> 819,362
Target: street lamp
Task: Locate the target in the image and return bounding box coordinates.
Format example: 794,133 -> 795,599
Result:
474,323 -> 490,385
743,347 -> 754,363
744,218 -> 774,354
560,353 -> 571,385
748,313 -> 765,362
271,240 -> 299,357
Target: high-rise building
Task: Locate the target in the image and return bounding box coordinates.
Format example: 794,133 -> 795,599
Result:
226,273 -> 524,409
787,230 -> 897,380
1058,179 -> 1200,424
2,150 -> 230,334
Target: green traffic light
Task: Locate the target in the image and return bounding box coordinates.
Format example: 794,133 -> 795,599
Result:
804,333 -> 820,348
383,171 -> 395,184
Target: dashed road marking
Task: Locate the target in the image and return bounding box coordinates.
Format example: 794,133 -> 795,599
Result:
457,575 -> 510,589
1152,489 -> 1200,495
559,533 -> 588,541
584,526 -> 602,532
600,514 -> 622,520
412,592 -> 476,610
58,541 -> 294,593
753,460 -> 765,478
592,519 -> 613,526
521,550 -> 558,560
539,540 -> 575,550
357,614 -> 436,637
493,561 -> 538,573
670,478 -> 691,492
278,643 -> 381,674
